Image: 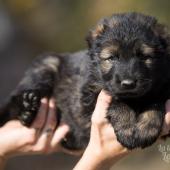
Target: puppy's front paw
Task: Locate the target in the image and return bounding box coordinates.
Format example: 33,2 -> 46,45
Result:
114,126 -> 159,149
22,90 -> 40,111
114,127 -> 137,149
18,90 -> 41,126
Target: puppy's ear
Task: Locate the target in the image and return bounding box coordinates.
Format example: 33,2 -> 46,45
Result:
86,20 -> 109,48
152,23 -> 170,52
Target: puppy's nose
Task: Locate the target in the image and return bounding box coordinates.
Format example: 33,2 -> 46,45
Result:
121,79 -> 136,89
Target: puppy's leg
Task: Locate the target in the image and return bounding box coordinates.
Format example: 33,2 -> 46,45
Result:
108,102 -> 164,149
107,101 -> 137,149
135,104 -> 164,148
0,55 -> 60,126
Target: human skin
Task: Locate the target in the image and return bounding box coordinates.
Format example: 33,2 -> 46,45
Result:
0,98 -> 70,170
0,91 -> 170,170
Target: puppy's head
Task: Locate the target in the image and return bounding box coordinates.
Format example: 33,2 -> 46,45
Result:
87,12 -> 170,98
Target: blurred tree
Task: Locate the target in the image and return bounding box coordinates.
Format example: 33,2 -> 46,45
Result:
3,0 -> 170,52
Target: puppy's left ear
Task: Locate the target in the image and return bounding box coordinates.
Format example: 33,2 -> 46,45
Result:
86,21 -> 109,48
153,23 -> 170,52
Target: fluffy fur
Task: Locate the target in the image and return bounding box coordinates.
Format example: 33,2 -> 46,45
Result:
0,12 -> 170,150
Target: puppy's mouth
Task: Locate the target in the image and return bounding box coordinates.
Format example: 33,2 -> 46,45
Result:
116,91 -> 146,98
107,86 -> 151,99
105,80 -> 152,99
115,85 -> 152,99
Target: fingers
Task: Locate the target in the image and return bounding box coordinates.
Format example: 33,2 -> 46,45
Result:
31,98 -> 48,130
50,123 -> 69,150
29,98 -> 70,154
22,98 -> 49,145
165,100 -> 170,129
162,100 -> 170,135
42,98 -> 57,134
91,90 -> 112,125
87,90 -> 129,160
32,98 -> 57,153
5,97 -> 70,156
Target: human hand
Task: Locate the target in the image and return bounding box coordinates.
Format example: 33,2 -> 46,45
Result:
74,90 -> 128,170
74,90 -> 170,170
83,90 -> 129,168
0,98 -> 69,160
162,100 -> 170,136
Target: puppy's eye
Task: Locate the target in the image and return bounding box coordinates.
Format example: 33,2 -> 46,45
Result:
145,58 -> 153,65
139,55 -> 154,66
105,54 -> 119,61
144,55 -> 154,61
139,53 -> 153,61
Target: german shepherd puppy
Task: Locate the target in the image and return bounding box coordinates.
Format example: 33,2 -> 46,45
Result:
0,12 -> 170,150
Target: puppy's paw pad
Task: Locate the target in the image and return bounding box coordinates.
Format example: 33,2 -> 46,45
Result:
22,90 -> 40,110
19,111 -> 35,126
17,90 -> 41,126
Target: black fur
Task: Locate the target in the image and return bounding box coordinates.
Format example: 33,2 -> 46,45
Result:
0,12 -> 170,150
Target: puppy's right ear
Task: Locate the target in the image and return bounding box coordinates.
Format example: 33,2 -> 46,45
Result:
86,21 -> 109,48
152,23 -> 170,53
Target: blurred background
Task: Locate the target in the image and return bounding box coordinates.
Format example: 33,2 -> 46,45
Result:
0,0 -> 170,169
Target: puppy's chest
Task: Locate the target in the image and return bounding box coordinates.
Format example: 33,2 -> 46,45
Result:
120,94 -> 167,113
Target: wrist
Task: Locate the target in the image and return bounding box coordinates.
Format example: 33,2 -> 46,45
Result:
83,147 -> 106,163
81,144 -> 129,169
77,148 -> 113,170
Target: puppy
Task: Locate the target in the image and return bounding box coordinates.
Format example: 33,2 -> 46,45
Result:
0,12 -> 170,150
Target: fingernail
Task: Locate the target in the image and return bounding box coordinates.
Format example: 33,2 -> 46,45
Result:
49,98 -> 56,108
41,98 -> 48,104
61,124 -> 70,132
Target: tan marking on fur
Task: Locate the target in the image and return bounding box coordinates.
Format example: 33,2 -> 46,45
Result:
101,60 -> 112,73
141,44 -> 154,55
100,46 -> 119,59
138,110 -> 155,130
43,57 -> 60,71
92,18 -> 119,39
92,24 -> 104,38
